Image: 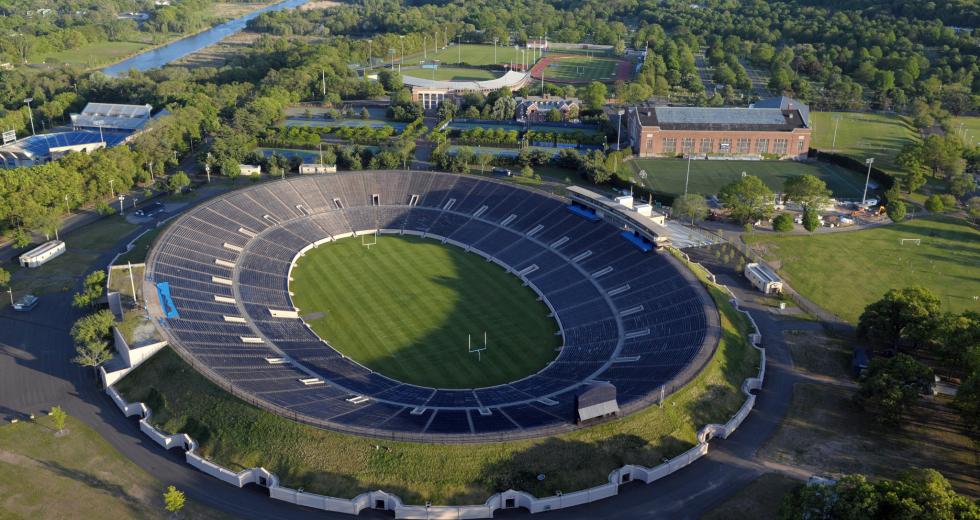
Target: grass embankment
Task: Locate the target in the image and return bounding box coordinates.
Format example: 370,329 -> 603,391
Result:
810,112 -> 919,175
746,216 -> 980,323
629,158 -> 866,199
8,217 -> 137,296
291,235 -> 560,389
114,227 -> 166,266
117,264 -> 757,504
0,415 -> 225,519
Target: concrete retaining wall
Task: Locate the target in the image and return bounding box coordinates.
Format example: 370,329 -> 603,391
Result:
100,327 -> 168,387
105,254 -> 766,518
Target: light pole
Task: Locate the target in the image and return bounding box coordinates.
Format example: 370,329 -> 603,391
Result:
423,36 -> 427,60
7,288 -> 12,306
862,157 -> 874,206
109,178 -> 115,198
493,37 -> 498,64
93,119 -> 105,144
399,35 -> 404,73
831,114 -> 841,150
205,152 -> 212,183
23,98 -> 35,136
684,153 -> 692,196
148,161 -> 154,182
319,142 -> 323,165
118,195 -> 125,215
457,35 -> 461,64
367,39 -> 372,66
616,109 -> 625,151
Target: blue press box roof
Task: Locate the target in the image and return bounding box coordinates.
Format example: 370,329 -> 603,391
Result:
0,131 -> 130,162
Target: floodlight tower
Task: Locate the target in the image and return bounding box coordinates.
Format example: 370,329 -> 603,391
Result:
23,98 -> 35,135
862,157 -> 874,206
93,119 -> 105,144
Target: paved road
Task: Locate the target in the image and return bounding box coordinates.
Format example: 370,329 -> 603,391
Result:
0,189 -> 822,519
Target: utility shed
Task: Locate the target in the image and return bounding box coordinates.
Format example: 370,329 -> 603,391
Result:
576,382 -> 619,423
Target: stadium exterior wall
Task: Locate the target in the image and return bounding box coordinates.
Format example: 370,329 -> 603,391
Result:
106,252 -> 766,518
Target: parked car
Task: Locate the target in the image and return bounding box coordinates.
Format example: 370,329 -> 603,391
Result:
12,294 -> 38,312
490,167 -> 512,177
135,201 -> 165,217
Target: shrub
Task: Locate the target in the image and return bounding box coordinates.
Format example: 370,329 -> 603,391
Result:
772,213 -> 794,232
924,194 -> 944,212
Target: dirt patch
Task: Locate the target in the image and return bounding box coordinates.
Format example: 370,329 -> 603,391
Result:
783,330 -> 852,382
702,473 -> 800,520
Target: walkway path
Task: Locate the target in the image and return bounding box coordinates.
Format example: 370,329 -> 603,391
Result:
0,186 -> 833,519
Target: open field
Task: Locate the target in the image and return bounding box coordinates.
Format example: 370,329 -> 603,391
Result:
951,116 -> 980,145
291,235 -> 560,388
404,67 -> 499,82
114,226 -> 166,265
35,41 -> 153,68
208,2 -> 270,19
7,217 -> 137,296
285,118 -> 406,130
810,112 -> 919,175
629,159 -> 867,199
426,44 -> 523,66
0,415 -> 225,519
117,265 -> 757,504
746,216 -> 980,323
764,329 -> 979,498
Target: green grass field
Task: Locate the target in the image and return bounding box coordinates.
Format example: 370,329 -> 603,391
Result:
810,112 -> 919,175
117,261 -> 758,504
951,116 -> 980,145
746,216 -> 980,323
405,67 -> 499,82
629,159 -> 867,198
543,56 -> 620,82
0,415 -> 224,519
426,44 -> 524,66
290,235 -> 560,388
35,41 -> 152,68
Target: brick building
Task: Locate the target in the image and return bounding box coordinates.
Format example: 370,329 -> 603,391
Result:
626,97 -> 811,159
516,97 -> 580,122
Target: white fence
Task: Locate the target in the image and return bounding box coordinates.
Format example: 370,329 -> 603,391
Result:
105,258 -> 766,519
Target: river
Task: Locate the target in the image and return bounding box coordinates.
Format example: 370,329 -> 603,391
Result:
102,0 -> 311,77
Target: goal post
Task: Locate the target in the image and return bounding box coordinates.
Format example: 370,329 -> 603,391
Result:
899,238 -> 921,246
362,231 -> 378,248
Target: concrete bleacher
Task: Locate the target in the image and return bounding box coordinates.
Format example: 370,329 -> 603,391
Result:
143,171 -> 716,441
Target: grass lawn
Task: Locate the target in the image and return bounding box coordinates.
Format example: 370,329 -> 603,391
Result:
427,44 -> 520,66
746,216 -> 980,323
117,263 -> 758,504
0,415 -> 225,519
543,56 -> 620,83
701,473 -> 801,520
115,227 -> 165,265
951,116 -> 980,145
629,159 -> 867,199
810,112 -> 919,175
8,217 -> 137,296
291,235 -> 559,388
36,41 -> 152,68
405,67 -> 498,82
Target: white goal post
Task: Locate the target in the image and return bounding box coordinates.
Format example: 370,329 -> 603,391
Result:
361,231 -> 378,248
900,238 -> 921,246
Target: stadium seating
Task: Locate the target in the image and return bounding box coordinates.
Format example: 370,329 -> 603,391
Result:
144,171 -> 714,440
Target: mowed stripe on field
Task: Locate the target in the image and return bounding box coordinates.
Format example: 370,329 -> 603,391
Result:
291,235 -> 559,388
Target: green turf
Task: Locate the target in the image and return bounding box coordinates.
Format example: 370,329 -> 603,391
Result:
629,159 -> 867,198
746,216 -> 980,323
117,259 -> 757,504
35,41 -> 151,67
290,235 -> 560,388
543,56 -> 620,83
951,116 -> 980,145
404,67 -> 498,82
426,44 -> 523,66
810,112 -> 919,175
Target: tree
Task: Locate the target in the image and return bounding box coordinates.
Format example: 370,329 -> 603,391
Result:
166,172 -> 191,194
163,485 -> 186,515
70,310 -> 116,368
546,108 -> 562,122
953,371 -> 980,447
360,107 -> 370,120
73,270 -> 107,309
780,470 -> 979,519
772,213 -> 794,232
886,199 -> 907,222
857,354 -> 934,424
672,194 -> 708,224
520,165 -> 534,178
220,157 -> 240,181
924,194 -> 944,212
783,174 -> 830,212
802,207 -> 820,232
718,175 -> 774,224
858,287 -> 943,350
476,153 -> 494,174
968,197 -> 980,222
50,406 -> 67,435
583,81 -> 608,110
0,267 -> 9,290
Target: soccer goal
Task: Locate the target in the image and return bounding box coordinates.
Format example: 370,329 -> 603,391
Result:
362,231 -> 378,248
900,238 -> 921,246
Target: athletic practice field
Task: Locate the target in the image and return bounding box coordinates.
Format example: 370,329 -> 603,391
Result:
531,55 -> 631,84
810,112 -> 918,175
290,235 -> 560,388
747,216 -> 980,323
629,159 -> 868,198
426,44 -> 526,66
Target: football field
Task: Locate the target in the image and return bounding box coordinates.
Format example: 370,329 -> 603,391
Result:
290,235 -> 560,388
541,56 -> 621,82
